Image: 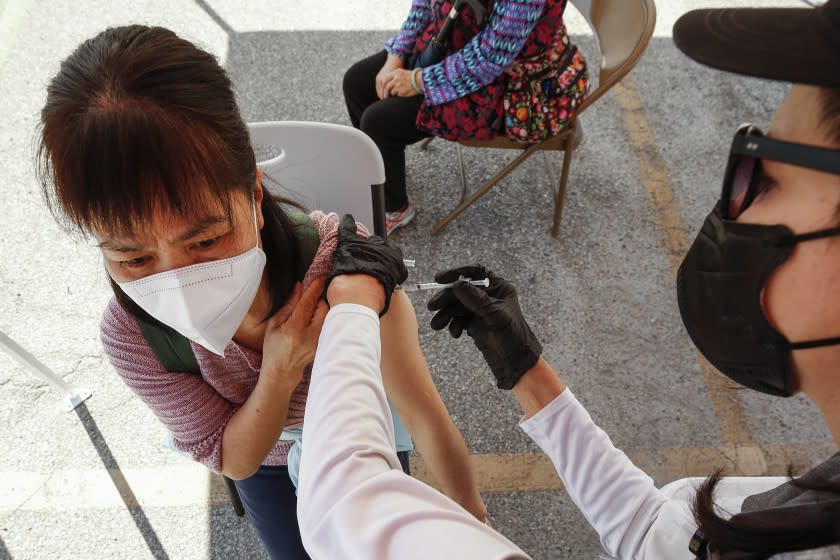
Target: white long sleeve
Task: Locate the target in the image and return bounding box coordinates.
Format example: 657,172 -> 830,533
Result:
519,390 -> 790,559
298,304 -> 529,560
520,389 -> 694,559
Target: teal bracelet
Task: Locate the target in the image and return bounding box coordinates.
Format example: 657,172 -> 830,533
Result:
410,67 -> 424,96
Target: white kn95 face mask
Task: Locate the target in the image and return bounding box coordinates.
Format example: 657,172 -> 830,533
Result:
116,200 -> 267,356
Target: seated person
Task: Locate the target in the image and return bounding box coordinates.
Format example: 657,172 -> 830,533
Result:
343,0 -> 589,233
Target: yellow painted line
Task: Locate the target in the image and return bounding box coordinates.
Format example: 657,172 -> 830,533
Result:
410,441 -> 838,494
612,74 -> 752,446
2,442 -> 834,511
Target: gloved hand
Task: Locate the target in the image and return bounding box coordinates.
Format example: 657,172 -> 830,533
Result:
327,214 -> 408,316
427,265 -> 542,389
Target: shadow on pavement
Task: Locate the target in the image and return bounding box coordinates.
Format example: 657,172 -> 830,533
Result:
74,404 -> 170,560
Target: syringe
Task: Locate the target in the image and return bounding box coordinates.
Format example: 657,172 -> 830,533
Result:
400,278 -> 490,292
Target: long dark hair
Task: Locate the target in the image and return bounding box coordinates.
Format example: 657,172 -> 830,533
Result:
692,87 -> 840,559
820,87 -> 840,146
37,25 -> 306,318
693,471 -> 840,559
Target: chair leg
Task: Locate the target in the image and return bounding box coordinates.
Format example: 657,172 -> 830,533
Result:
456,143 -> 468,203
551,136 -> 576,238
419,137 -> 434,151
432,143 -> 542,235
542,151 -> 558,195
223,475 -> 246,517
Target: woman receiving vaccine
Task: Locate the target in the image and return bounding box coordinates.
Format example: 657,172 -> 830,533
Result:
37,25 -> 486,559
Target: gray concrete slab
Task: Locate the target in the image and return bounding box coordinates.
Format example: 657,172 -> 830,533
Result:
484,491 -> 603,560
0,1 -> 834,559
631,36 -> 833,446
4,504 -> 267,560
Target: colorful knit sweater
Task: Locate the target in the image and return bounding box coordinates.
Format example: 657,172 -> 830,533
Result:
100,212 -> 360,472
385,0 -> 548,106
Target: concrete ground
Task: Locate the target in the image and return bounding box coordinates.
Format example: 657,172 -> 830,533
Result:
0,0 -> 835,559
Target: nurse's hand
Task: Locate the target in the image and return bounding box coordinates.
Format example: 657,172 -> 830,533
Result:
428,265 -> 543,390
262,279 -> 328,389
326,274 -> 386,314
327,214 -> 408,316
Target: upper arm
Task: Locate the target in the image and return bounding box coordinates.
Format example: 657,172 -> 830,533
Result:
100,300 -> 235,470
306,214 -> 445,427
385,0 -> 434,59
378,290 -> 450,431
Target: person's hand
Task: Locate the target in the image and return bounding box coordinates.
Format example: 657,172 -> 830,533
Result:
375,55 -> 405,99
382,68 -> 422,98
261,279 -> 328,389
326,274 -> 387,314
427,265 -> 543,390
326,214 -> 408,316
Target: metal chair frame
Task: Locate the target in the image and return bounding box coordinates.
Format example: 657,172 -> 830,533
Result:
427,0 -> 657,236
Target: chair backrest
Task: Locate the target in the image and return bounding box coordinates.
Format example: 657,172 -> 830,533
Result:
247,121 -> 387,237
569,0 -> 656,113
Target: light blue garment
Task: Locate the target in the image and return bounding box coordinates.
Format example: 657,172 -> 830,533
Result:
283,426 -> 305,490
286,400 -> 413,490
391,400 -> 414,453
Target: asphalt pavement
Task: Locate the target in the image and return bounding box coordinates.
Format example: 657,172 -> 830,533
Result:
0,1 -> 834,559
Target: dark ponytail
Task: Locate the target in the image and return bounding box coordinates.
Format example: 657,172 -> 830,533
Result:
692,473 -> 840,559
820,87 -> 840,146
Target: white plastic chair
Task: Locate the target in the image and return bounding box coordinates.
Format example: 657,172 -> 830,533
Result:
248,121 -> 388,237
158,121 -> 389,516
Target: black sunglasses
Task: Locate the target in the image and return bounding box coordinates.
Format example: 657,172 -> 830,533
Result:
721,124 -> 840,220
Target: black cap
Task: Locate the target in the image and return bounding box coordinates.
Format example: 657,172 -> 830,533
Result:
673,0 -> 840,87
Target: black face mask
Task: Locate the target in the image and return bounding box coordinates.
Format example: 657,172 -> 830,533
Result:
677,203 -> 840,397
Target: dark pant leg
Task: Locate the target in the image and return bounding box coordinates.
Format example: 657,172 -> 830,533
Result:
343,50 -> 387,130
233,465 -> 309,560
397,450 -> 411,475
343,51 -> 429,212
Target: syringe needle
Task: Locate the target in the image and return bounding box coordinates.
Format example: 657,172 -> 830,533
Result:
400,278 -> 490,293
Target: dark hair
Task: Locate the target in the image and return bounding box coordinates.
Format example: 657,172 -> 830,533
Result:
820,87 -> 840,146
692,471 -> 840,559
37,25 -> 305,318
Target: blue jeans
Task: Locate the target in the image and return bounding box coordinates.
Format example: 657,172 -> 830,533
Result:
233,465 -> 308,559
234,452 -> 411,559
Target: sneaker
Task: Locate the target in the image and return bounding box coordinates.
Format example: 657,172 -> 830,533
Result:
385,202 -> 416,235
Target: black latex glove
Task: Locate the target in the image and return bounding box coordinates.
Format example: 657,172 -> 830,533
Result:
427,265 -> 542,389
327,214 -> 408,316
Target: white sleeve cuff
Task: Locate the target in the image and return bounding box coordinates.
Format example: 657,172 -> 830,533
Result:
518,387 -> 577,435
327,303 -> 381,322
